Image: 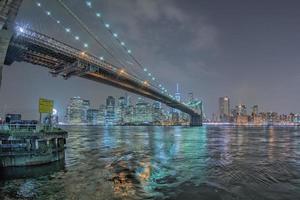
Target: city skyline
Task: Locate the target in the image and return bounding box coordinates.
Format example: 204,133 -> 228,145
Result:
0,0 -> 300,119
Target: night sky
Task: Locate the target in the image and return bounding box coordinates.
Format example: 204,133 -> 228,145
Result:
0,0 -> 300,120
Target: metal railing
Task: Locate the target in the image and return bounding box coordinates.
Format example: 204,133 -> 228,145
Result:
0,124 -> 62,134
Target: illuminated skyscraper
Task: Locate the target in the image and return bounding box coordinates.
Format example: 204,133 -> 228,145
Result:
175,83 -> 181,102
252,105 -> 258,116
219,97 -> 230,122
66,97 -> 90,124
236,104 -> 247,116
87,109 -> 99,125
117,96 -> 126,124
98,105 -> 106,125
152,101 -> 162,124
106,96 -> 116,125
134,98 -> 152,124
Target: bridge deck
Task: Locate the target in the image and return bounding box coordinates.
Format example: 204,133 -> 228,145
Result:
3,27 -> 202,124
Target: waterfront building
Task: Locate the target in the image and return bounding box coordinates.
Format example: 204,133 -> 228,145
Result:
152,101 -> 162,124
236,115 -> 249,124
293,113 -> 300,123
105,96 -> 116,125
98,105 -> 106,125
134,98 -> 152,124
66,97 -> 90,124
175,83 -> 181,102
117,96 -> 127,124
219,97 -> 230,122
236,104 -> 247,116
124,105 -> 134,124
252,105 -> 259,116
87,109 -> 99,125
5,113 -> 22,123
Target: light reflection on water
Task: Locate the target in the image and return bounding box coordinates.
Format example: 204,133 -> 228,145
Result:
1,125 -> 300,200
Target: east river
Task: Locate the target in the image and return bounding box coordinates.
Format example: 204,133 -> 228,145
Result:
1,125 -> 300,200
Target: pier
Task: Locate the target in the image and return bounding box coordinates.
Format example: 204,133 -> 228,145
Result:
0,124 -> 67,167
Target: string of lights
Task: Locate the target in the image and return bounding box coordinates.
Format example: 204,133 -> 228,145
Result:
34,1 -> 92,51
32,0 -> 176,99
31,1 -> 160,92
34,0 -> 143,80
83,1 -> 175,99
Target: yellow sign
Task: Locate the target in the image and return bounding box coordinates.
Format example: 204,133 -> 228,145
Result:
39,98 -> 54,113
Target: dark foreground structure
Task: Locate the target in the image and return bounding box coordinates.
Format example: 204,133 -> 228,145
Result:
0,124 -> 67,167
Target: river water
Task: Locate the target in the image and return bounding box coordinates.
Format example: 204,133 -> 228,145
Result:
1,125 -> 300,200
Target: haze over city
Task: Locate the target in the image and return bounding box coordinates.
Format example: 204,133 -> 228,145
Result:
1,0 -> 299,120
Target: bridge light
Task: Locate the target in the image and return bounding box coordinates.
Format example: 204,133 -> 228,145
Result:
143,80 -> 148,85
159,84 -> 162,87
127,49 -> 132,54
18,27 -> 24,33
120,69 -> 125,74
56,20 -> 60,24
100,56 -> 104,60
105,23 -> 110,28
96,13 -> 101,17
46,11 -> 51,16
121,42 -> 125,46
152,77 -> 155,81
113,33 -> 118,38
65,28 -> 71,33
86,1 -> 92,7
144,68 -> 147,72
84,43 -> 88,48
162,87 -> 165,90
148,73 -> 151,76
75,36 -> 79,40
37,2 -> 41,7
80,52 -> 86,56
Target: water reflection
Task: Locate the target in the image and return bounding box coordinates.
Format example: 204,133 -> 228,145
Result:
1,125 -> 300,200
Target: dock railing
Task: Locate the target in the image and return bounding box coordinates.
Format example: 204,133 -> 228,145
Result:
0,124 -> 63,135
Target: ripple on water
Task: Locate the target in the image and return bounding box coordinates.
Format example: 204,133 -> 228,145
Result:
1,125 -> 300,200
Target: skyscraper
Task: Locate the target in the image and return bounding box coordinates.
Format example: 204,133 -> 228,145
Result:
87,109 -> 99,125
236,104 -> 247,116
66,97 -> 90,124
252,105 -> 258,116
219,97 -> 230,122
117,96 -> 126,124
175,83 -> 181,102
106,96 -> 116,125
134,98 -> 152,124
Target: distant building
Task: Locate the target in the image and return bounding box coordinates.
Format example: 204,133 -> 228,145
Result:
236,115 -> 249,124
294,114 -> 300,123
117,96 -> 126,124
134,98 -> 152,124
87,109 -> 99,125
5,113 -> 22,123
236,104 -> 247,116
175,83 -> 181,102
152,101 -> 162,124
106,96 -> 116,125
66,97 -> 90,124
98,105 -> 106,125
252,105 -> 259,116
219,97 -> 230,122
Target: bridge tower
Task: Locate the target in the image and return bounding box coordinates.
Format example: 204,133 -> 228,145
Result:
0,0 -> 23,89
190,115 -> 202,126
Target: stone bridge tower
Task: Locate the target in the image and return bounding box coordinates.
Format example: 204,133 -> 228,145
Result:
0,0 -> 23,89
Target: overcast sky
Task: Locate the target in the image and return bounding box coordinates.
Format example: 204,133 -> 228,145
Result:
0,0 -> 300,120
